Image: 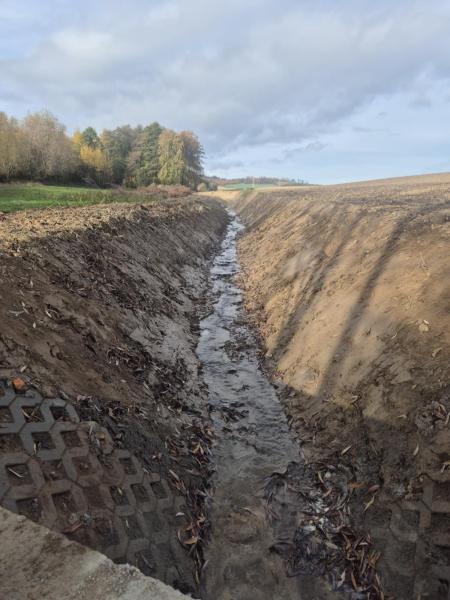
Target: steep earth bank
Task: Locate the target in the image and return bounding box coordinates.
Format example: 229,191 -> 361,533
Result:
233,180 -> 450,599
0,197 -> 228,596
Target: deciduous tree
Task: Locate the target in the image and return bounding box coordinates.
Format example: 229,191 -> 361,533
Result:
20,111 -> 79,181
179,131 -> 204,189
0,113 -> 22,181
158,129 -> 184,185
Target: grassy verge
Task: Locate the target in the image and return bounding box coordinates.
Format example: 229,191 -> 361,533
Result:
0,183 -> 154,213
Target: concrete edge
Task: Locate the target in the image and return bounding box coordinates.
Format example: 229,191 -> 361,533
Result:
0,506 -> 190,599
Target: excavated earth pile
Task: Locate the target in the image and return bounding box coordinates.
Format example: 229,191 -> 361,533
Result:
233,177 -> 450,600
0,197 -> 228,597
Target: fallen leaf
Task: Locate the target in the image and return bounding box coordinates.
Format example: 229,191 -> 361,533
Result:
348,481 -> 365,490
364,495 -> 375,512
62,522 -> 83,534
7,467 -> 24,479
336,570 -> 346,589
184,536 -> 199,545
169,469 -> 180,481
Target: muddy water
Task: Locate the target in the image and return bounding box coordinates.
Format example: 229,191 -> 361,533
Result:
197,212 -> 302,600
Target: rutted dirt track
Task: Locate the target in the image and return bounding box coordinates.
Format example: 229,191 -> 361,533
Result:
232,176 -> 450,599
0,197 -> 227,596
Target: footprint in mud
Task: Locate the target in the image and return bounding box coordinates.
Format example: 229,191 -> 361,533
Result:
221,508 -> 263,544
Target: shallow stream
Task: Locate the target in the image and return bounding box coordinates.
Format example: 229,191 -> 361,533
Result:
197,212 -> 303,600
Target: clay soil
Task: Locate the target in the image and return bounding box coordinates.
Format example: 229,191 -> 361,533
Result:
0,197 -> 228,596
232,174 -> 450,599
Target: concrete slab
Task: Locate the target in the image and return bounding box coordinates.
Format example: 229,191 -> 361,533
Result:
0,507 -> 189,600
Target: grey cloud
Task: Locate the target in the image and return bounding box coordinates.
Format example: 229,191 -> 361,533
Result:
410,94 -> 433,108
281,142 -> 327,161
208,158 -> 245,171
2,0 -> 450,165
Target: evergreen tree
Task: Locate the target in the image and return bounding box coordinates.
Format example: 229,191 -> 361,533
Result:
81,126 -> 100,149
126,122 -> 162,186
101,125 -> 138,184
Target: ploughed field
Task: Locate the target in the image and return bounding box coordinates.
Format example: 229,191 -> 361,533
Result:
232,174 -> 450,600
0,174 -> 449,600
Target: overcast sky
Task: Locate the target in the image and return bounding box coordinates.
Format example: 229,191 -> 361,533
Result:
1,0 -> 450,183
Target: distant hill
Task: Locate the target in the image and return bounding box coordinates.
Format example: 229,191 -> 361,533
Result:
205,175 -> 307,190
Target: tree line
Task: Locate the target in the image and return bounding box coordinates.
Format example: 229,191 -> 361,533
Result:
206,175 -> 306,187
0,110 -> 204,189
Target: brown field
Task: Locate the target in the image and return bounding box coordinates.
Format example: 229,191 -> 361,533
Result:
232,174 -> 450,599
1,174 -> 449,599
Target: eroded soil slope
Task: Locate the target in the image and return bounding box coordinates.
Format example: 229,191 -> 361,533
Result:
234,179 -> 450,599
0,198 -> 227,596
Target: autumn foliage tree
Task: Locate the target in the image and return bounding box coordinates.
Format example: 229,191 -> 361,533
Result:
157,129 -> 185,185
157,129 -> 204,187
73,127 -> 111,184
179,131 -> 204,189
0,111 -> 79,182
0,109 -> 205,189
0,112 -> 22,181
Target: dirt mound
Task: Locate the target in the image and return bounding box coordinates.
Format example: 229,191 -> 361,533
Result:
0,198 -> 228,596
138,185 -> 192,199
233,179 -> 450,599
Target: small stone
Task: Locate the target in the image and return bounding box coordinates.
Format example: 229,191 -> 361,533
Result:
12,377 -> 27,393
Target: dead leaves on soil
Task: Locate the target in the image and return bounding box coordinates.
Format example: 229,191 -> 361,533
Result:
265,464 -> 391,600
165,418 -> 214,585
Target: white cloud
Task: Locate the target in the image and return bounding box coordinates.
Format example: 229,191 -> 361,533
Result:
1,0 -> 450,180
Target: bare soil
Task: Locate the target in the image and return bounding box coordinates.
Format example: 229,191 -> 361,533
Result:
232,177 -> 450,599
0,197 -> 228,596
